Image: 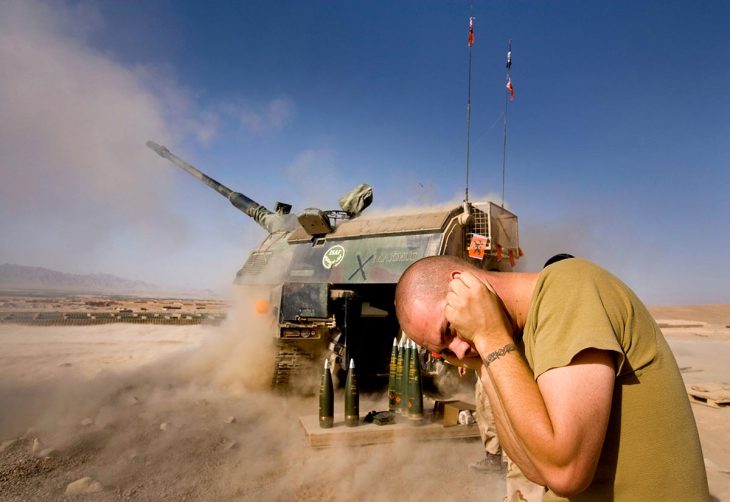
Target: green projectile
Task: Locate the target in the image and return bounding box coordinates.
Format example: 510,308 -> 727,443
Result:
401,337 -> 411,414
344,358 -> 359,427
395,339 -> 404,414
388,338 -> 398,412
406,340 -> 424,420
319,358 -> 334,428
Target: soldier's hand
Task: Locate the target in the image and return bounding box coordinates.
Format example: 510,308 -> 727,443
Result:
444,272 -> 513,346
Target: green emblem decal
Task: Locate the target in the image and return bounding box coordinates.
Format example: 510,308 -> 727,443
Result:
322,245 -> 345,269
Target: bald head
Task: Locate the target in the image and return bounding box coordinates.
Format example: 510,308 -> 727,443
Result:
395,255 -> 478,335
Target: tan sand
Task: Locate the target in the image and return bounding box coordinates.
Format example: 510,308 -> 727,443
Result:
0,303 -> 727,501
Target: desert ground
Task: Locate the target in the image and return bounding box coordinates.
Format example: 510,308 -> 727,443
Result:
0,297 -> 728,501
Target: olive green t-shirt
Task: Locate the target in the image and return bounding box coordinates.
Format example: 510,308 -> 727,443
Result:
522,259 -> 709,501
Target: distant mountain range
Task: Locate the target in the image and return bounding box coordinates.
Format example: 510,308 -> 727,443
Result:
0,264 -> 159,294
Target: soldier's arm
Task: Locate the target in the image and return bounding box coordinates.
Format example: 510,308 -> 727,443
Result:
477,346 -> 614,495
446,272 -> 614,496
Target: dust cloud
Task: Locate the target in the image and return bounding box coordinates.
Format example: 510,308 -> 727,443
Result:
0,0 -> 289,291
0,290 -> 495,500
0,0 -> 191,271
514,216 -> 599,271
360,191 -> 506,220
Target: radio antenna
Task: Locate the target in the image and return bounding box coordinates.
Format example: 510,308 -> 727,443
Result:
464,16 -> 475,203
501,39 -> 513,207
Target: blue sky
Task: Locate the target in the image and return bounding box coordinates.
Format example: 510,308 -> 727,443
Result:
1,0 -> 728,304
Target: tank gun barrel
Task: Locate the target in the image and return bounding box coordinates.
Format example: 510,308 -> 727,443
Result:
146,141 -> 295,233
146,141 -> 256,212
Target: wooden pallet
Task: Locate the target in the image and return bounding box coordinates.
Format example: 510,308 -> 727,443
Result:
299,412 -> 480,448
687,384 -> 730,409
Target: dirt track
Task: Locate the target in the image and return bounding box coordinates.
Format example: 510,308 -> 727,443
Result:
0,302 -> 728,501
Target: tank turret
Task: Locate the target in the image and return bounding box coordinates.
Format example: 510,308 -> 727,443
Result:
146,141 -> 297,233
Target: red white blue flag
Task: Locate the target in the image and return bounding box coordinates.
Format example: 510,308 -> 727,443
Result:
506,78 -> 515,101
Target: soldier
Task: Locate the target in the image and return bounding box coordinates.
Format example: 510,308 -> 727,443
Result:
467,371 -> 505,473
395,255 -> 709,500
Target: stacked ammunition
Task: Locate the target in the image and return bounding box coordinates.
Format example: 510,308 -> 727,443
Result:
318,340 -> 424,430
318,357 -> 360,428
387,337 -> 424,421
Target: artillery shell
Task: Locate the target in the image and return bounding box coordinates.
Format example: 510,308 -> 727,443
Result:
401,337 -> 411,415
388,338 -> 398,412
406,340 -> 424,420
394,339 -> 404,414
344,359 -> 359,427
319,359 -> 334,428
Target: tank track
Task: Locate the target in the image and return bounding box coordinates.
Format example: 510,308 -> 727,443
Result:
271,340 -> 318,390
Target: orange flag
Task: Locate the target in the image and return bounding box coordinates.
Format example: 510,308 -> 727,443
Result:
468,234 -> 488,260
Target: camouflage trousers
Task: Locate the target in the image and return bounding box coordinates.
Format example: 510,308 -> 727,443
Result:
475,376 -> 501,455
475,378 -> 547,502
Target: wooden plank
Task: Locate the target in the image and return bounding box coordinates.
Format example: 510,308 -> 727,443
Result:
687,393 -> 730,408
299,413 -> 480,448
687,384 -> 730,409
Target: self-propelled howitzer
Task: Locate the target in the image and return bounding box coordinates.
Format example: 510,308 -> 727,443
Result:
146,141 -> 521,392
